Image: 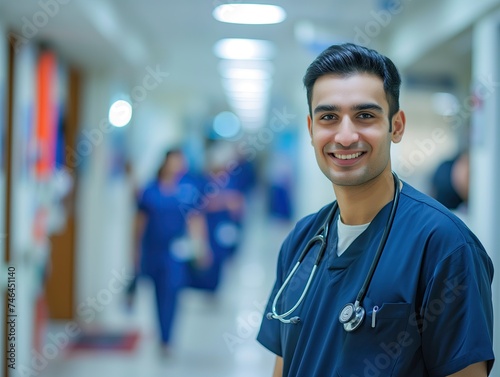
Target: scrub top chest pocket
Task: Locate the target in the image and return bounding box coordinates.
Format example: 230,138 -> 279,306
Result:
336,301 -> 414,377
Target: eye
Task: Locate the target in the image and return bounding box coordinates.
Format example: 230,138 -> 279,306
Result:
320,114 -> 336,121
358,112 -> 374,119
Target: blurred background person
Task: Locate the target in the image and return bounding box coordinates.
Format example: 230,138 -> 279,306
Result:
430,150 -> 470,219
187,141 -> 245,295
133,148 -> 211,354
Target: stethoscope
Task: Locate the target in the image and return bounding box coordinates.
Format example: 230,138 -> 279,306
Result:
266,172 -> 401,332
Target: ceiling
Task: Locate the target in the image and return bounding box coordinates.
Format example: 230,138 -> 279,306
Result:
1,0 -> 499,128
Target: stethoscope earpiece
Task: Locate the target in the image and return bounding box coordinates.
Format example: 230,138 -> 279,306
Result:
289,316 -> 301,324
266,312 -> 301,324
339,302 -> 365,332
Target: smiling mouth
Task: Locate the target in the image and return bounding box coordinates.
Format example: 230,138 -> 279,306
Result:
331,152 -> 365,160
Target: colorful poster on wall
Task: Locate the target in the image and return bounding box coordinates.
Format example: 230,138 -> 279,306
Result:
35,50 -> 58,180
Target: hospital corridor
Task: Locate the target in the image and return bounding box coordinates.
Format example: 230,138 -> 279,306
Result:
1,1 -> 500,377
35,192 -> 289,377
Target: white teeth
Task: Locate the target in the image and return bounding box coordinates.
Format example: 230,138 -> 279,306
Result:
333,152 -> 362,160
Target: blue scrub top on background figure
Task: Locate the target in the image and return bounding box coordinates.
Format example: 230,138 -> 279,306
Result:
257,182 -> 494,377
138,174 -> 199,287
188,170 -> 243,291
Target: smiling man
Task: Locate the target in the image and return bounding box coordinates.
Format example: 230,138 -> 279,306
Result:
257,43 -> 494,377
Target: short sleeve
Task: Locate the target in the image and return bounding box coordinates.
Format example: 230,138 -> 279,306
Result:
421,243 -> 494,376
256,234 -> 293,356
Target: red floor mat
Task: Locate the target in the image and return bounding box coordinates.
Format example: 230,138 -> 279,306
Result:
66,330 -> 140,353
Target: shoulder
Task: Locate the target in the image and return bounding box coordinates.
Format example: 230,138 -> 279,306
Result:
137,181 -> 158,203
398,182 -> 490,267
400,182 -> 476,242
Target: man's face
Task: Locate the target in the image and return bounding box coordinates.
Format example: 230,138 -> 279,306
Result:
307,73 -> 404,187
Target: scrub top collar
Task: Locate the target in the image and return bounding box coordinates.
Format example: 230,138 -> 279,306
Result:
327,199 -> 395,270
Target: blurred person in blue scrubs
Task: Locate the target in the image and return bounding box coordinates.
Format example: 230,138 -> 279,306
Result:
134,148 -> 211,354
188,141 -> 244,293
257,43 -> 494,377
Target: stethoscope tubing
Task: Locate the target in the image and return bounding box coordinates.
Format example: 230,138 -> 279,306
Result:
267,204 -> 337,324
353,172 -> 400,305
267,172 -> 401,328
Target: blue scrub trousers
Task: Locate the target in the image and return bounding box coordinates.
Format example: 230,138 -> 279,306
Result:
141,252 -> 187,345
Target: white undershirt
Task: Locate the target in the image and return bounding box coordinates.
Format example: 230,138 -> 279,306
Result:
336,216 -> 370,256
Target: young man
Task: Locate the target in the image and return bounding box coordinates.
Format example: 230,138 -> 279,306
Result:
257,43 -> 494,376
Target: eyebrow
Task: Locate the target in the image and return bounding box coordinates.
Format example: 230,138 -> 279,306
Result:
352,103 -> 384,113
313,103 -> 384,115
313,104 -> 340,115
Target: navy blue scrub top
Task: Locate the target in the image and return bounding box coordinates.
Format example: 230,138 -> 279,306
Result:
138,174 -> 200,257
257,182 -> 494,377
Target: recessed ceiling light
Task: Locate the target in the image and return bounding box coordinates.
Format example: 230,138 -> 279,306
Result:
213,4 -> 286,25
213,111 -> 241,138
108,100 -> 132,127
214,38 -> 275,60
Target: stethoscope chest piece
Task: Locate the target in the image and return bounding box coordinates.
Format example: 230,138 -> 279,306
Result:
339,303 -> 365,332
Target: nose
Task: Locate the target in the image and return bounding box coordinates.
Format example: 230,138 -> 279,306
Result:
334,117 -> 359,147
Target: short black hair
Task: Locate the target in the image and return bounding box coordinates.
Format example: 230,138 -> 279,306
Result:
303,43 -> 401,122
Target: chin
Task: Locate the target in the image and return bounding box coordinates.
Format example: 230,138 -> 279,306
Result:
329,171 -> 375,187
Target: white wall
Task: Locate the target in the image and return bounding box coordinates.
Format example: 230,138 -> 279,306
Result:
470,11 -> 500,377
75,71 -> 187,327
76,71 -> 117,323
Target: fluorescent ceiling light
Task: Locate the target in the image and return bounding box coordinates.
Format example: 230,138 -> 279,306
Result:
219,59 -> 275,73
229,100 -> 267,110
227,92 -> 270,101
235,108 -> 267,117
213,4 -> 286,25
220,68 -> 272,80
223,79 -> 272,93
214,38 -> 275,60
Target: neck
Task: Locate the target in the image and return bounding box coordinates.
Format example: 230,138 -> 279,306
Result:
333,170 -> 395,225
159,172 -> 179,185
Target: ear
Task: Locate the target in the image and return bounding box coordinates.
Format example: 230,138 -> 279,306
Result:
391,110 -> 405,143
307,115 -> 313,143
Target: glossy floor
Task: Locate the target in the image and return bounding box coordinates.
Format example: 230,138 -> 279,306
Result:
38,198 -> 292,377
